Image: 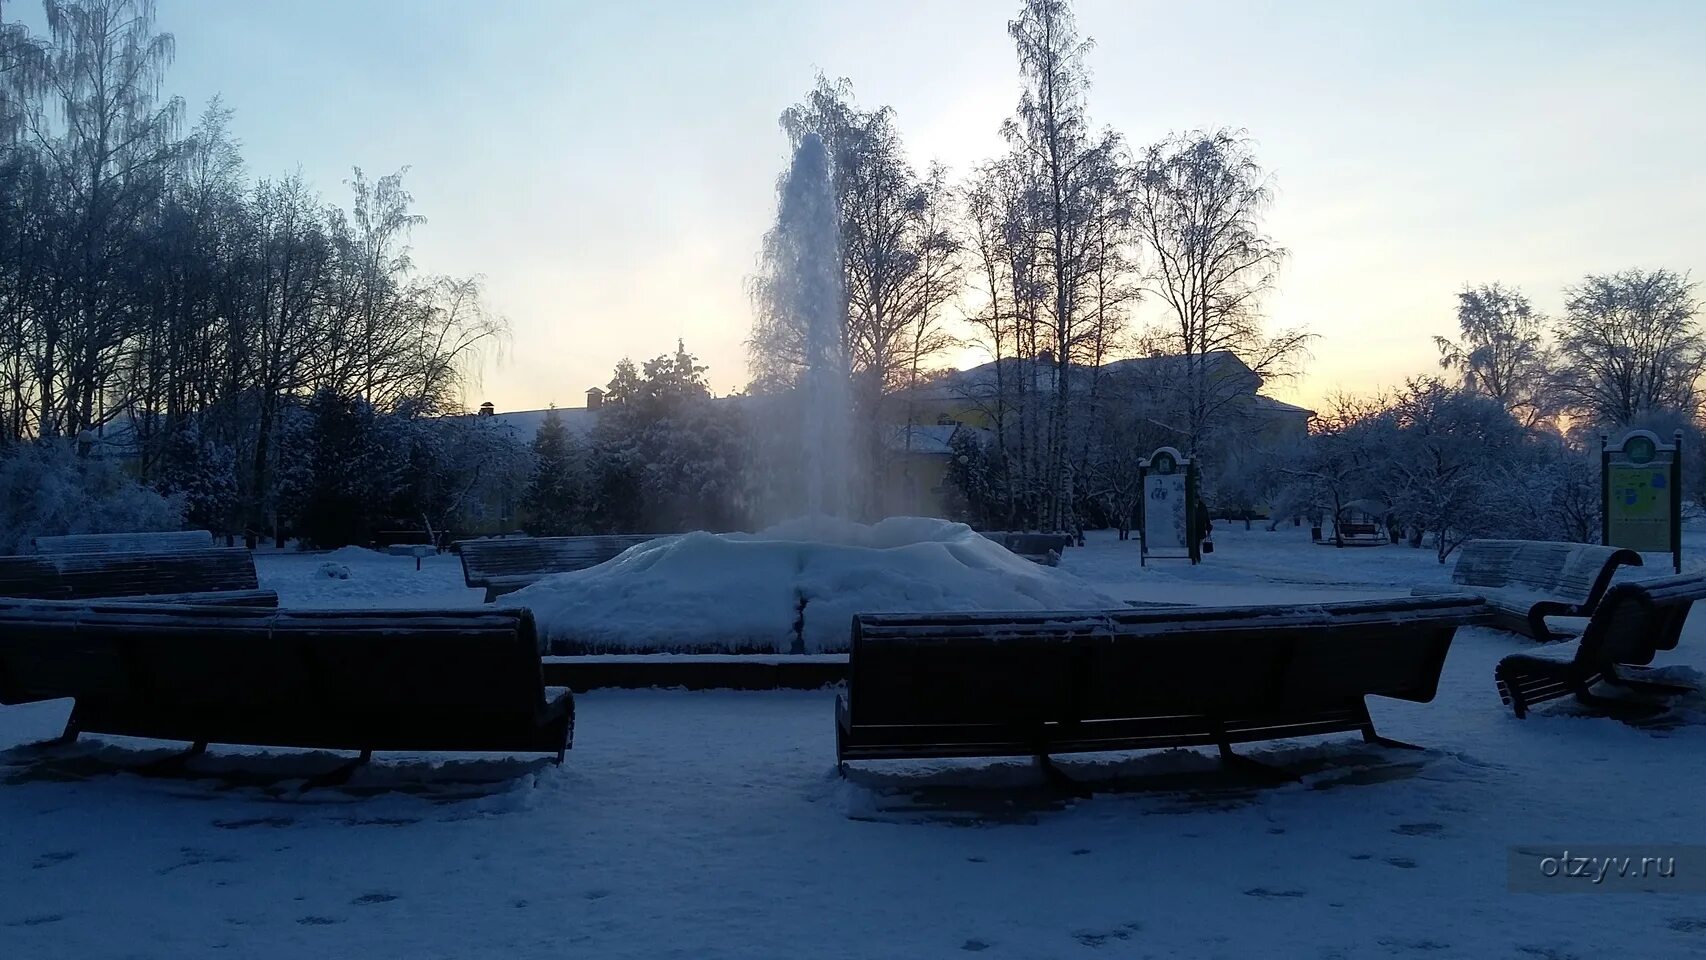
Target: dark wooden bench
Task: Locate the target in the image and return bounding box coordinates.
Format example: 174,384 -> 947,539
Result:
978,531 -> 1074,566
1494,571 -> 1706,718
836,594 -> 1488,776
455,535 -> 659,601
32,530 -> 214,554
0,547 -> 262,602
1411,539 -> 1642,640
0,603 -> 572,769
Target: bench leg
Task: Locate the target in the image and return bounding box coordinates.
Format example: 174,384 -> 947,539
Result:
133,741 -> 209,775
1602,666 -> 1695,696
1035,753 -> 1092,798
1215,738 -> 1300,783
302,750 -> 372,790
1360,719 -> 1424,751
57,704 -> 82,744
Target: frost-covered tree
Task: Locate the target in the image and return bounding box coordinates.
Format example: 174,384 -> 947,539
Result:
1272,394 -> 1390,547
589,343 -> 746,533
277,389 -> 409,548
0,439 -> 184,552
1435,283 -> 1553,429
1385,378 -> 1531,562
152,420 -> 237,536
1551,269 -> 1703,427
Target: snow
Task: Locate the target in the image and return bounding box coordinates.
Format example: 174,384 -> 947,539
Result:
3,524 -> 1706,957
502,517 -> 1125,653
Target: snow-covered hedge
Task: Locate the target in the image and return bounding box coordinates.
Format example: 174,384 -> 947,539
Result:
0,441 -> 186,554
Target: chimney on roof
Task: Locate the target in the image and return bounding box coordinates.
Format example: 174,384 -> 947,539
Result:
585,387 -> 604,410
478,401 -> 495,417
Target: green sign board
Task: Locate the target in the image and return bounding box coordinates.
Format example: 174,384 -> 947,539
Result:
1602,430 -> 1682,572
1606,463 -> 1672,551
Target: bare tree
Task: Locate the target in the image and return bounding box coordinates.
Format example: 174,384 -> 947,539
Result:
1551,268 -> 1703,427
1133,129 -> 1308,454
32,0 -> 183,436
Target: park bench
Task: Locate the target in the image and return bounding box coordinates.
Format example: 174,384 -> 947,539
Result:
31,530 -> 214,555
0,547 -> 263,603
1410,539 -> 1642,640
1494,571 -> 1706,719
836,594 -> 1488,777
978,531 -> 1075,566
455,535 -> 658,601
0,602 -> 572,770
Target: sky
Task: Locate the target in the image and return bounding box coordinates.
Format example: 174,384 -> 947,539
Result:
15,0 -> 1706,412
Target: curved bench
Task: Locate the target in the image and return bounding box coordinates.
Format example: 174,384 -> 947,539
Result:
1495,571 -> 1706,718
455,535 -> 658,601
1412,539 -> 1641,640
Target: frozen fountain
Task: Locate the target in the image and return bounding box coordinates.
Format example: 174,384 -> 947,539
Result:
503,134 -> 1119,653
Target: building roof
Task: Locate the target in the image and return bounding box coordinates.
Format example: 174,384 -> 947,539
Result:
883,423 -> 985,456
916,350 -> 1261,401
1253,395 -> 1315,417
454,406 -> 601,443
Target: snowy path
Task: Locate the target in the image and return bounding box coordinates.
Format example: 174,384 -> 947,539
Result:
3,529 -> 1706,957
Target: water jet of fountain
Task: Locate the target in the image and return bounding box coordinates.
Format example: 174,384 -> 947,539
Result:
751,132 -> 860,522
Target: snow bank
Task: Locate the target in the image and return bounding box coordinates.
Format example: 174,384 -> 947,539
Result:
503,516 -> 1125,653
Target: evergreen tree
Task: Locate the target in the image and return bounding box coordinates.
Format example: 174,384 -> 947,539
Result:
522,407 -> 582,535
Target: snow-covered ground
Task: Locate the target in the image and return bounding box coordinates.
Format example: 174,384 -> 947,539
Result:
4,526 -> 1706,958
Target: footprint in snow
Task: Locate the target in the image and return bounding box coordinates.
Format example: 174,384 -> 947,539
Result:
213,816 -> 294,829
1392,822 -> 1445,836
31,851 -> 77,869
583,889 -> 611,901
350,893 -> 397,905
7,914 -> 63,927
1376,938 -> 1451,952
296,916 -> 343,926
1384,856 -> 1418,869
1072,923 -> 1140,948
1668,918 -> 1706,933
961,939 -> 991,952
1243,887 -> 1307,898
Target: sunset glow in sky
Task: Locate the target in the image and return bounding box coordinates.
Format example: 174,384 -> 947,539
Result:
49,0 -> 1706,413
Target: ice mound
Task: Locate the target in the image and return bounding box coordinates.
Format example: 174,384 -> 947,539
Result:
503,516 -> 1123,653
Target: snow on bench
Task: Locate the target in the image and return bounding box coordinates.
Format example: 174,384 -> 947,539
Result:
455,535 -> 660,601
1410,539 -> 1641,640
0,547 -> 262,602
31,530 -> 214,555
836,594 -> 1491,776
1495,570 -> 1706,718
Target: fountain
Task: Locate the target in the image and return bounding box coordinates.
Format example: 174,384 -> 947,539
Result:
748,132 -> 860,521
502,133 -> 1122,654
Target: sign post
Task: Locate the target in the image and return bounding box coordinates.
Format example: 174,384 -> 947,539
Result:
1138,446 -> 1199,566
1602,429 -> 1682,574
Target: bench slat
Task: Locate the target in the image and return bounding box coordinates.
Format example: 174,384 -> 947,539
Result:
32,531 -> 215,555
454,536 -> 658,598
0,548 -> 259,601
